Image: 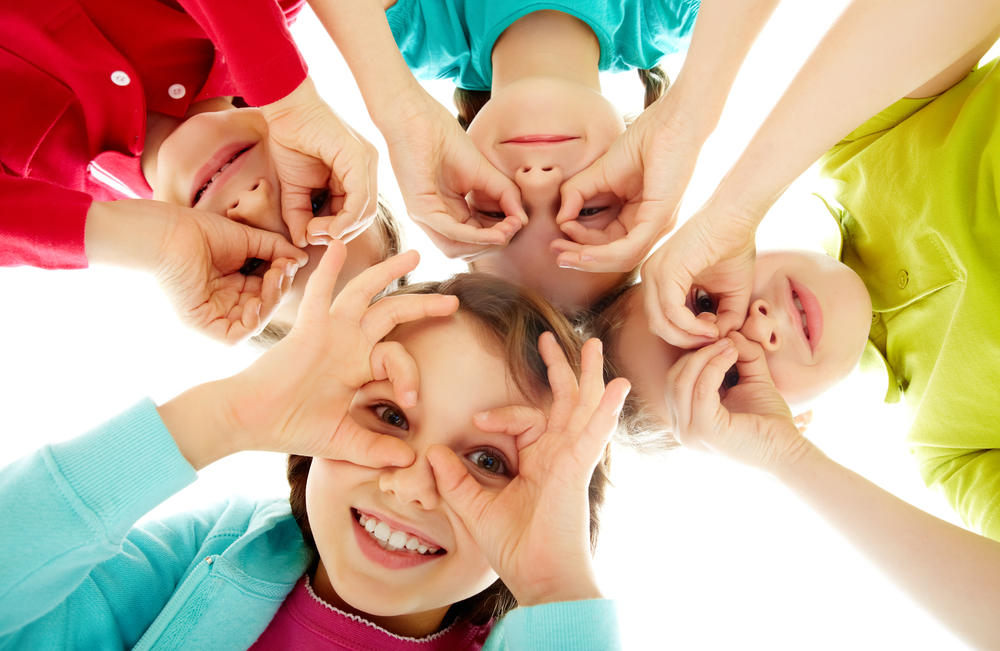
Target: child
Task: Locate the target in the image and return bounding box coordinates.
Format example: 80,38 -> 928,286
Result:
0,244 -> 627,650
315,0 -> 698,314
587,248 -> 873,452
1,0 -> 386,344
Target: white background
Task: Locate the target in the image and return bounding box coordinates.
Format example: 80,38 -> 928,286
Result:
2,1 -> 994,649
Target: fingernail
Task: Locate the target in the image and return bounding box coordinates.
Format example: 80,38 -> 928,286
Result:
311,230 -> 329,237
717,338 -> 733,349
474,411 -> 489,421
276,273 -> 283,291
255,303 -> 261,316
285,263 -> 298,279
310,235 -> 332,246
405,391 -> 418,406
596,339 -> 603,355
581,255 -> 596,263
558,262 -> 581,270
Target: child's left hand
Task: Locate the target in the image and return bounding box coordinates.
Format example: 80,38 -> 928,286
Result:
664,331 -> 813,476
427,335 -> 630,606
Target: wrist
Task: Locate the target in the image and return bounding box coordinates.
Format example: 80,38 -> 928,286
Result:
513,563 -> 603,607
156,378 -> 246,471
769,436 -> 828,486
261,76 -> 322,123
84,200 -> 171,272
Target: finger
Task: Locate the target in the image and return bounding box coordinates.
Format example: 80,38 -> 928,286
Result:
665,339 -> 735,435
370,341 -> 420,408
473,405 -> 548,448
643,276 -> 719,345
575,376 -> 630,466
241,223 -> 310,267
334,421 -> 416,468
426,444 -> 493,536
714,294 -> 752,339
298,240 -> 348,320
559,220 -> 662,274
794,409 -> 814,435
258,258 -> 298,325
281,182 -> 324,249
334,249 -> 420,317
689,341 -> 740,425
334,162 -> 372,239
420,211 -> 510,246
555,160 -> 609,224
566,338 -> 607,433
307,212 -> 373,245
727,331 -> 773,383
557,218 -> 625,247
537,331 -> 579,432
474,160 -> 527,226
360,293 -> 461,343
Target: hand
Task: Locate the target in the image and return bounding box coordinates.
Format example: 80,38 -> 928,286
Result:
664,331 -> 812,475
380,86 -> 527,262
218,244 -> 459,466
261,76 -> 379,247
427,335 -> 630,606
641,201 -> 758,348
551,97 -> 704,273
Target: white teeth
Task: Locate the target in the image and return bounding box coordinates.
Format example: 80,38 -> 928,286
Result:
793,295 -> 803,311
355,511 -> 440,556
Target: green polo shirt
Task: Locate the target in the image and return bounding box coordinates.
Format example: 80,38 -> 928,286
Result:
819,56 -> 1000,541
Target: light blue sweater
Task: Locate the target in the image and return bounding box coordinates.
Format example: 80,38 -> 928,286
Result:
0,399 -> 621,650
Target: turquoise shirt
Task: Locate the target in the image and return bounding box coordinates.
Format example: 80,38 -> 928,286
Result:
0,399 -> 622,650
820,58 -> 1000,541
387,0 -> 700,90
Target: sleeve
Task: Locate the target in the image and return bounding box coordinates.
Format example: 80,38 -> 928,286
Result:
482,600 -> 622,651
0,174 -> 92,269
918,449 -> 1000,543
0,399 -> 199,648
176,0 -> 308,107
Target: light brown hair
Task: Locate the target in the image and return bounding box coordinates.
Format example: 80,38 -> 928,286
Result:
287,273 -> 612,627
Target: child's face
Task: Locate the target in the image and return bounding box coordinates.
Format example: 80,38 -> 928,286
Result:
305,313 -> 530,636
151,106 -> 383,328
466,77 -> 629,312
614,250 -> 872,427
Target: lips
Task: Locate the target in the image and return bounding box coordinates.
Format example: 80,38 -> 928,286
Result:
191,142 -> 256,206
351,508 -> 446,570
500,135 -> 579,144
787,279 -> 824,353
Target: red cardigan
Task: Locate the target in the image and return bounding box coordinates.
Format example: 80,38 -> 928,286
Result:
0,0 -> 307,269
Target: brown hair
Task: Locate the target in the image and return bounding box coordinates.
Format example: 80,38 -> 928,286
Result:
250,193 -> 407,350
581,283 -> 678,456
287,273 -> 612,627
454,66 -> 670,130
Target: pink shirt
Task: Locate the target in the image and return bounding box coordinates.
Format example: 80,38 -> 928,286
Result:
249,576 -> 492,651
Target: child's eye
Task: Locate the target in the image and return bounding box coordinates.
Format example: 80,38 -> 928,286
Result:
373,404 -> 409,431
476,210 -> 506,221
578,206 -> 607,218
467,449 -> 511,478
238,258 -> 265,276
311,189 -> 330,216
722,365 -> 740,391
692,289 -> 717,315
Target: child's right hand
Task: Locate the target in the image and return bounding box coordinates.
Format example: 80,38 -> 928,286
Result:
663,331 -> 813,476
427,335 -> 630,606
159,244 -> 459,470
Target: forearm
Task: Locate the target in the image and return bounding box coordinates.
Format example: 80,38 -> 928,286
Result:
157,379 -> 245,471
712,0 -> 1000,218
664,0 -> 783,141
776,445 -> 1000,649
307,0 -> 423,127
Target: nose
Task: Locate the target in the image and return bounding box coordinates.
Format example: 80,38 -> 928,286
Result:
226,177 -> 280,230
514,164 -> 565,214
739,299 -> 781,351
378,452 -> 440,510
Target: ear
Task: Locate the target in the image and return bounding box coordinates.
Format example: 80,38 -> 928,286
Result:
793,409 -> 814,435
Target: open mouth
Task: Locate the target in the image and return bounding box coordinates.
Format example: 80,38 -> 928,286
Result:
192,145 -> 253,206
792,291 -> 810,342
353,509 -> 444,556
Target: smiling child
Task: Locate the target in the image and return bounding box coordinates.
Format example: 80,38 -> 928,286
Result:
0,246 -> 625,649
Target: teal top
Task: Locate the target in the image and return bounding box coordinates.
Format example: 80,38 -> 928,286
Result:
386,0 -> 700,90
0,398 -> 621,650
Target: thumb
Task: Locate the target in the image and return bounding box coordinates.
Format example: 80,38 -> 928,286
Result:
331,422 -> 415,469
230,218 -> 310,267
556,158 -> 607,224
426,444 -> 494,534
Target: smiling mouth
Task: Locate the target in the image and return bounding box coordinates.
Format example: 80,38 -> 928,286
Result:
354,509 -> 444,556
792,291 -> 810,341
193,146 -> 253,206
500,135 -> 579,144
